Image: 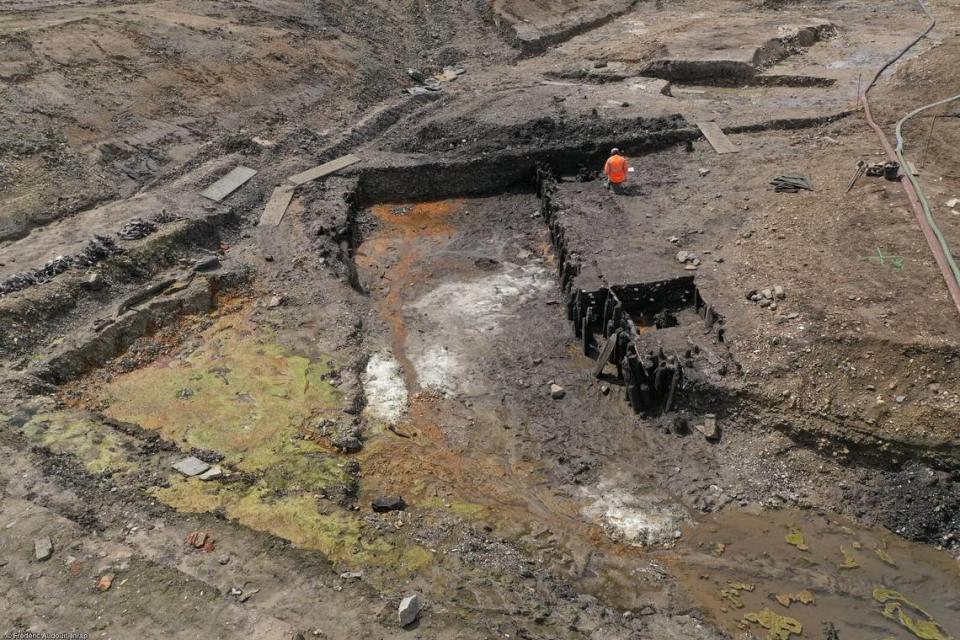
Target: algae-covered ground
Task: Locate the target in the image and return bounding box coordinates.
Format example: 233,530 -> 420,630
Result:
15,409 -> 139,476
62,309 -> 437,571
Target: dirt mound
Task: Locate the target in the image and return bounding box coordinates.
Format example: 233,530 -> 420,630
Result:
397,113 -> 687,155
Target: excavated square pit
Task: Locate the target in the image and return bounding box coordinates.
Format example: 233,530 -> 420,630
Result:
353,193 -> 555,405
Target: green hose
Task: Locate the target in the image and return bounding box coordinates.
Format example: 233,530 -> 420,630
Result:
895,94 -> 960,284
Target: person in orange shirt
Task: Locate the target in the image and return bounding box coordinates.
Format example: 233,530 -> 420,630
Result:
603,148 -> 630,194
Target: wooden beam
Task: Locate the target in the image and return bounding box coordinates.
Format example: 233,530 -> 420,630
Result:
697,122 -> 738,154
287,154 -> 360,185
201,166 -> 257,202
259,183 -> 296,227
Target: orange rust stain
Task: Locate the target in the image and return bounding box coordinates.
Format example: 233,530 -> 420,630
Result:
369,199 -> 465,228
355,200 -> 464,389
361,395 -> 521,509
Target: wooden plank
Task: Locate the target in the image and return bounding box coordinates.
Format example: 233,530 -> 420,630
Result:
201,166 -> 257,202
259,183 -> 296,227
593,330 -> 620,378
287,154 -> 360,186
697,121 -> 738,154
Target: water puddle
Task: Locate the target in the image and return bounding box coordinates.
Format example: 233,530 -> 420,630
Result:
667,507 -> 960,639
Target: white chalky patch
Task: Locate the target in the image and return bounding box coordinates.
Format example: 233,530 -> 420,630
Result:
581,480 -> 689,546
406,263 -> 552,396
362,352 -> 408,424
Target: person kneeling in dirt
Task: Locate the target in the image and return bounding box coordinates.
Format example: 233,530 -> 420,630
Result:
603,148 -> 630,194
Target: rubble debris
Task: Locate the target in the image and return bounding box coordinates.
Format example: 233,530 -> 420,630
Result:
198,466 -> 223,481
947,198 -> 959,208
676,251 -> 701,266
184,531 -> 215,552
82,271 -> 104,291
34,536 -> 53,561
371,496 -> 406,513
172,456 -> 210,477
771,174 -> 813,193
97,573 -> 115,592
193,255 -> 221,272
332,424 -> 363,453
238,584 -> 260,602
201,165 -> 257,202
398,593 -> 422,627
436,68 -> 459,82
116,278 -> 177,316
76,235 -> 121,267
116,217 -> 157,240
340,571 -> 363,580
694,414 -> 720,441
0,235 -> 121,298
153,209 -> 180,224
267,295 -> 284,308
746,285 -> 786,308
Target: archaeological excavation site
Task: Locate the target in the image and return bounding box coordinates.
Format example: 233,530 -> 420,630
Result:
2,0 -> 960,638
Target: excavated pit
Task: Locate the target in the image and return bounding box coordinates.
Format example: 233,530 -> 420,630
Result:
5,149 -> 958,638
3,1 -> 960,636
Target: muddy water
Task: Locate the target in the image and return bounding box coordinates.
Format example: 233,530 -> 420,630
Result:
671,507 -> 960,639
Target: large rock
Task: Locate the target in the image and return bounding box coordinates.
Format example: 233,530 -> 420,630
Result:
332,425 -> 363,453
695,414 -> 720,441
172,456 -> 210,477
398,594 -> 421,627
34,536 -> 53,561
372,496 -> 406,513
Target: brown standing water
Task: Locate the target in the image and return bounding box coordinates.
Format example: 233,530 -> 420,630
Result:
671,507 -> 959,639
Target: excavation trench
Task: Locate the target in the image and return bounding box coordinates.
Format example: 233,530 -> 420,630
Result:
7,151 -> 958,634
344,182 -> 959,633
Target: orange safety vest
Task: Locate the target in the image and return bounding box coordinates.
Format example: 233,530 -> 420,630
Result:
604,155 -> 628,184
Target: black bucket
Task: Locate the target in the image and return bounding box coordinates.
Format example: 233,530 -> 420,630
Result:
884,161 -> 900,181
